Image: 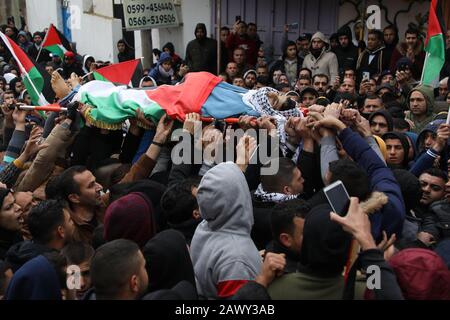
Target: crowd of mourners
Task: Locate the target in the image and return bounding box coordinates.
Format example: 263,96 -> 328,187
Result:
0,16 -> 449,300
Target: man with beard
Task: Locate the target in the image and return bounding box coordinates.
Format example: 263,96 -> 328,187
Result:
185,23 -> 218,74
302,32 -> 339,81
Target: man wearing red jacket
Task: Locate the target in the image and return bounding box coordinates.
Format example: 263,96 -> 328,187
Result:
226,20 -> 258,67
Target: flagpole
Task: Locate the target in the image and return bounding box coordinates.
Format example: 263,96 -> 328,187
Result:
0,32 -> 48,105
36,24 -> 51,63
420,52 -> 430,85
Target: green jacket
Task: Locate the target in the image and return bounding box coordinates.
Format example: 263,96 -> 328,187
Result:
267,271 -> 366,300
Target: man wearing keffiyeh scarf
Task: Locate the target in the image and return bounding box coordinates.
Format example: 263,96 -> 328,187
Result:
243,87 -> 303,156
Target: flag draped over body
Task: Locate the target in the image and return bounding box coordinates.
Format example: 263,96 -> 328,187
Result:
74,72 -> 260,129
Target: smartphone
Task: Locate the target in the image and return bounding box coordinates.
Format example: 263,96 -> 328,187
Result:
446,106 -> 450,125
235,15 -> 241,22
323,180 -> 350,217
362,72 -> 370,82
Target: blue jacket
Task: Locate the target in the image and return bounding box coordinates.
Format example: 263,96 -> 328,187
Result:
149,52 -> 173,85
338,128 -> 405,239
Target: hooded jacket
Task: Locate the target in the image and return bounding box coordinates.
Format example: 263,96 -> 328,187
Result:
369,109 -> 394,132
143,229 -> 197,296
162,42 -> 182,70
5,240 -> 55,272
334,25 -> 359,72
382,131 -> 411,169
82,55 -> 94,74
103,192 -> 158,247
149,52 -> 173,85
389,248 -> 450,300
302,32 -> 339,81
267,205 -> 355,300
406,85 -> 436,134
190,162 -> 262,299
5,255 -> 62,300
416,119 -> 446,155
185,23 -> 218,74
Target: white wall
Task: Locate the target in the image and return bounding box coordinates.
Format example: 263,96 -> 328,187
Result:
26,0 -> 123,63
338,0 -> 430,40
152,0 -> 211,60
26,0 -> 61,32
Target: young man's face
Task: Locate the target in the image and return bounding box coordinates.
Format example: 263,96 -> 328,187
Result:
285,167 -> 304,195
272,70 -> 282,84
367,79 -> 377,95
233,49 -> 245,65
5,28 -> 14,37
226,63 -> 238,77
237,23 -> 247,36
220,29 -> 229,43
313,76 -> 328,94
295,79 -> 310,92
3,93 -> 15,106
344,69 -> 355,80
339,35 -> 349,48
74,258 -> 92,300
0,193 -> 23,232
244,74 -> 256,89
286,45 -> 297,60
247,25 -> 257,38
439,82 -> 448,97
370,115 -> 389,136
15,81 -> 24,93
409,91 -> 427,117
419,173 -> 446,205
386,139 -> 405,165
117,43 -> 126,53
72,170 -> 103,207
161,61 -> 172,72
257,67 -> 268,77
423,132 -> 436,150
363,98 -> 383,114
281,216 -> 305,254
195,28 -> 206,40
367,34 -> 381,51
302,92 -> 316,107
311,39 -> 324,50
33,35 -> 42,45
405,33 -> 418,48
232,77 -> 244,87
384,28 -> 396,45
381,74 -> 393,84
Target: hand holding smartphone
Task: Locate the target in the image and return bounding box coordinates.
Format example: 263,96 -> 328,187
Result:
323,180 -> 350,216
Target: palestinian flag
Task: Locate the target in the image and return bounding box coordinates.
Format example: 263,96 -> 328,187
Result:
42,24 -> 72,59
93,59 -> 143,87
421,0 -> 446,86
0,32 -> 54,106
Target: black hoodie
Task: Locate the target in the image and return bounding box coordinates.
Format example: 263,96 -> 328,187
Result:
334,25 -> 359,72
5,240 -> 55,272
185,23 -> 217,74
382,131 -> 411,169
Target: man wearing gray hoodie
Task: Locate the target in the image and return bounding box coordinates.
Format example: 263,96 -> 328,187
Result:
302,32 -> 339,82
190,162 -> 262,299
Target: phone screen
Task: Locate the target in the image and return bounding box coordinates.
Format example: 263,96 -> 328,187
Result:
324,181 -> 350,216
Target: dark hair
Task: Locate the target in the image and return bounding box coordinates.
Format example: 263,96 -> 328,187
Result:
299,68 -> 312,79
393,118 -> 410,131
421,168 -> 449,183
368,29 -> 384,41
61,242 -> 94,265
0,259 -> 8,296
275,83 -> 291,91
329,159 -> 370,201
261,158 -> 298,193
161,178 -> 200,225
405,28 -> 420,37
3,90 -> 15,96
221,26 -> 230,32
91,239 -> 141,300
271,198 -> 310,239
256,75 -> 270,86
28,199 -> 67,244
54,166 -> 87,201
313,73 -> 329,84
248,22 -> 257,28
45,175 -> 61,200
